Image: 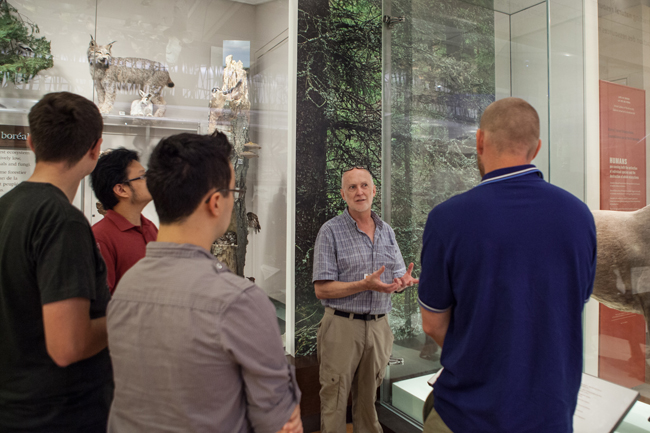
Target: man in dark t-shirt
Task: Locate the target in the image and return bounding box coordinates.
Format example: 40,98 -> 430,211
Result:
0,92 -> 112,432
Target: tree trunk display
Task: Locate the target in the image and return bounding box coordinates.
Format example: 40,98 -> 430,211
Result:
208,56 -> 256,276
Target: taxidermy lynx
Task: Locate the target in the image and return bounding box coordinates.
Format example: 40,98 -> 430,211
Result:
87,36 -> 174,117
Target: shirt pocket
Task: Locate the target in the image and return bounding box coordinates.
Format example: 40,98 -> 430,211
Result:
337,242 -> 366,278
376,246 -> 397,282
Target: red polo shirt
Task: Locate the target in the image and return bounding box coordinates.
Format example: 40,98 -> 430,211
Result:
92,209 -> 158,294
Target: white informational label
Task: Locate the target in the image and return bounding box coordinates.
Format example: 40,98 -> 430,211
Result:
0,148 -> 35,198
573,373 -> 639,432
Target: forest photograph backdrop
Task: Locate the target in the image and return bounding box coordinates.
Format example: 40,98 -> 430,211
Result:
294,0 -> 494,357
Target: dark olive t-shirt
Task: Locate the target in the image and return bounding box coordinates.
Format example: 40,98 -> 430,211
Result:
0,182 -> 113,432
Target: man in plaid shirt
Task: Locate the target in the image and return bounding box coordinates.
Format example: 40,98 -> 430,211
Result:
313,167 -> 418,433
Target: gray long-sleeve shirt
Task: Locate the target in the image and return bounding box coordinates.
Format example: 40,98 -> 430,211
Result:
107,242 -> 300,433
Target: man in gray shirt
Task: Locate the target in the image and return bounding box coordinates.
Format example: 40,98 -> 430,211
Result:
107,132 -> 302,433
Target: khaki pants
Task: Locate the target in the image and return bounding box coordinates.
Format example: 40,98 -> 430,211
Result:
317,307 -> 393,433
422,391 -> 453,433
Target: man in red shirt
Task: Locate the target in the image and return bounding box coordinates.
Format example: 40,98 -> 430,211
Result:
91,148 -> 158,294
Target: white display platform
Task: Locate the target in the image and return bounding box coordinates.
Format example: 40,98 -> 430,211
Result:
391,375 -> 432,423
392,373 -> 647,431
615,401 -> 650,433
575,373 -> 639,433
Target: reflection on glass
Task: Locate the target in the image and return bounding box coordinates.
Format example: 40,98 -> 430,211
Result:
382,0 -> 549,423
598,0 -> 650,419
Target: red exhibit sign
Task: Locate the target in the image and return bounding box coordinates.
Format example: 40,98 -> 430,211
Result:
599,80 -> 647,387
599,81 -> 646,210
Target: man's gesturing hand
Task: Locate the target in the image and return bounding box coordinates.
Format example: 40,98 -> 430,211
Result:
366,266 -> 402,293
399,263 -> 419,288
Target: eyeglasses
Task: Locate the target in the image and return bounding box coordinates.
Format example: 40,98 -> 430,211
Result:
204,187 -> 246,203
123,173 -> 147,184
342,166 -> 367,174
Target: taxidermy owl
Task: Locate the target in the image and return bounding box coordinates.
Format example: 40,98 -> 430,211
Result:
247,212 -> 261,233
96,201 -> 107,216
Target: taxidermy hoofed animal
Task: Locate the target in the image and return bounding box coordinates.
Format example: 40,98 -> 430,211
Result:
130,90 -> 153,117
87,36 -> 174,117
592,206 -> 650,331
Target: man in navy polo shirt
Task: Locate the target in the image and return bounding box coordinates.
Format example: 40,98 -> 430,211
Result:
418,97 -> 597,433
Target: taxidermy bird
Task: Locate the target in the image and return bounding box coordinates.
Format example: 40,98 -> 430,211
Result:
16,42 -> 33,56
96,201 -> 107,216
247,212 -> 261,233
223,231 -> 237,245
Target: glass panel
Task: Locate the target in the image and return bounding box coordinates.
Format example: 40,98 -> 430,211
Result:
594,0 -> 650,428
0,0 -> 292,346
381,0 -> 551,423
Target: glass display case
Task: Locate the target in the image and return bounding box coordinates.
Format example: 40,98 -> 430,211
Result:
0,0 -> 295,350
379,0 -> 587,426
582,0 -> 650,430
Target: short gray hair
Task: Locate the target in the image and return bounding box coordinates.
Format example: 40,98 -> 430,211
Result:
341,167 -> 374,189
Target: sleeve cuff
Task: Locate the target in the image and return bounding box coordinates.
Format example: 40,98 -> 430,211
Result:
312,272 -> 338,283
418,297 -> 451,313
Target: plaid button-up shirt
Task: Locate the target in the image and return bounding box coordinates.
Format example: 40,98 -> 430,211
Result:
312,208 -> 407,314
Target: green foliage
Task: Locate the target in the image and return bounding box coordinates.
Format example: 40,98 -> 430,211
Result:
295,0 -> 383,356
299,0 -> 383,192
295,0 -> 495,354
387,0 -> 493,339
0,2 -> 53,84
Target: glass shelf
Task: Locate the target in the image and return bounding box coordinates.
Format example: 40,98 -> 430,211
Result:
101,114 -> 201,132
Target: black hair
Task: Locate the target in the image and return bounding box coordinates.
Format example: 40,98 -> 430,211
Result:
28,92 -> 103,165
90,148 -> 140,210
146,132 -> 233,224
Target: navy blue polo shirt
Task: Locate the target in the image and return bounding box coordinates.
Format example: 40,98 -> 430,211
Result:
418,165 -> 597,433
